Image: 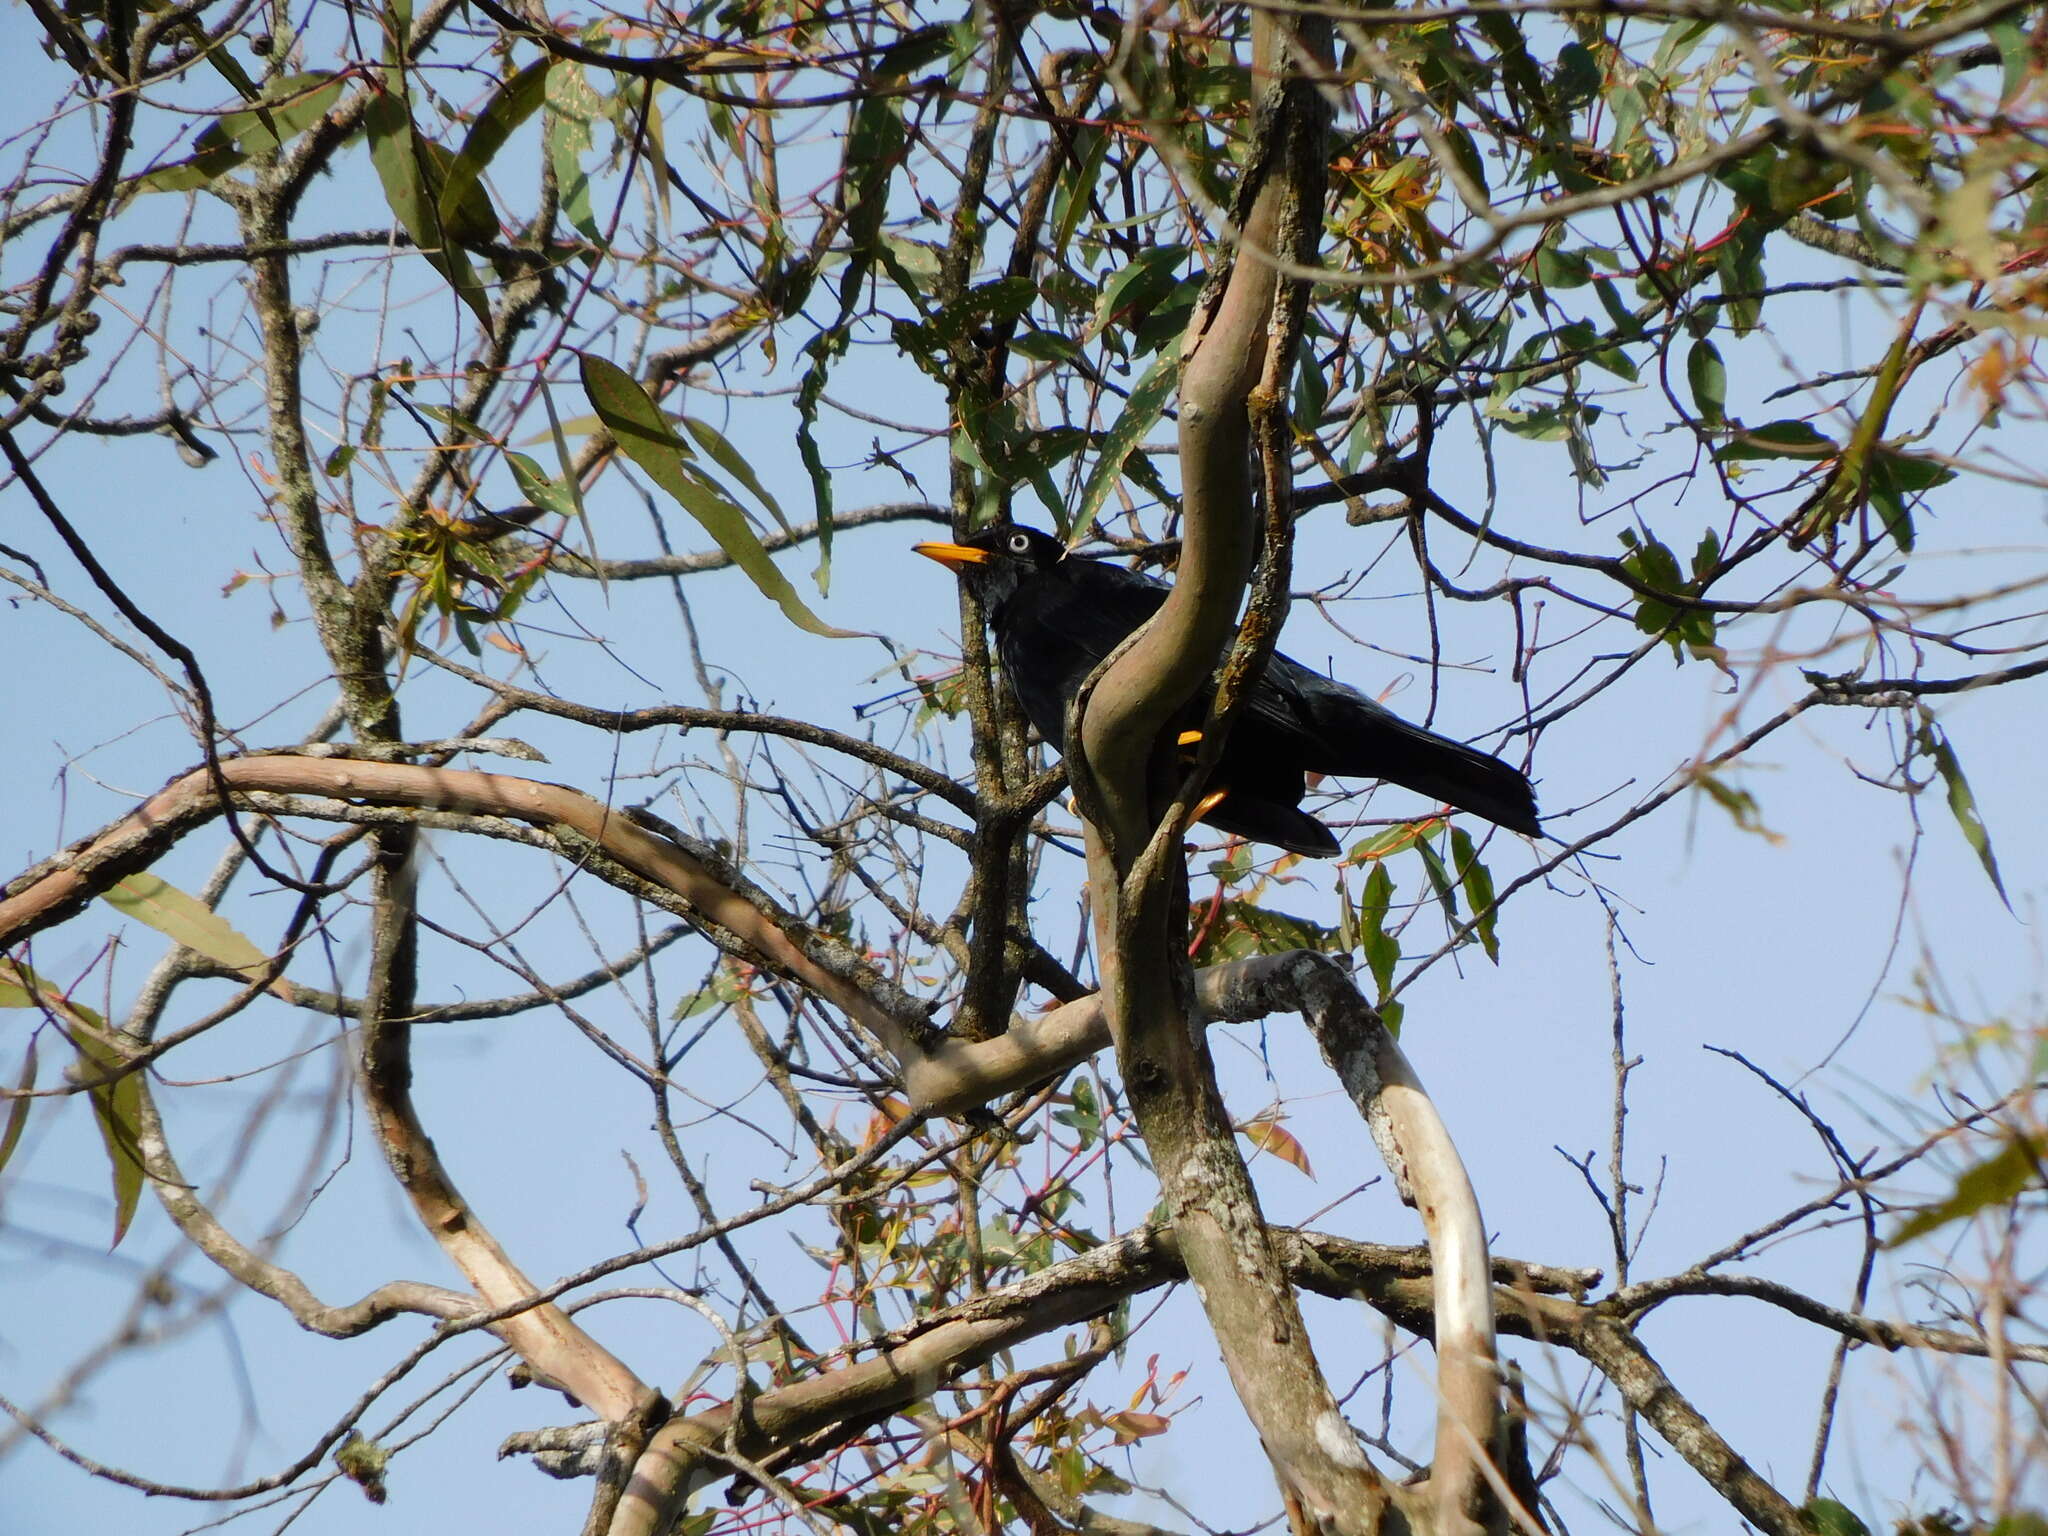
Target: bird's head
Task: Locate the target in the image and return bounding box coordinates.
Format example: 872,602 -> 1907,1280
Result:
913,523 -> 1066,613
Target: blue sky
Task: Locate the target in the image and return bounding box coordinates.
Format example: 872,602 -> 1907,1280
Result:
5,8 -> 2048,1532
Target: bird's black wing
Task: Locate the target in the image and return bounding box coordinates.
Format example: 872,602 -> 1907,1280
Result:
993,560 -> 1167,749
1253,652 -> 1541,836
991,550 -> 1538,841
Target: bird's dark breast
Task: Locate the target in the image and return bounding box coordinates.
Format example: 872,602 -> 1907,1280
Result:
990,563 -> 1167,751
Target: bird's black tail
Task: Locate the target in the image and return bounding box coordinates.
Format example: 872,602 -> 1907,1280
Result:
1302,698 -> 1541,837
1198,792 -> 1343,858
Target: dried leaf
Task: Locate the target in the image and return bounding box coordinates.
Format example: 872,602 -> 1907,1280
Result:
1237,1112 -> 1315,1178
1103,1410 -> 1171,1444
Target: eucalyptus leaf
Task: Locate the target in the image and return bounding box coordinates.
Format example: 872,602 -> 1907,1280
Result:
580,354 -> 863,638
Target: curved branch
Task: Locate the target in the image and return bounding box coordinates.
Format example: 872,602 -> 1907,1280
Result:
571,1214 -> 1791,1536
1610,1270 -> 2048,1366
0,757 -> 931,1063
411,653 -> 976,813
129,1063 -> 478,1336
1070,18 -> 1421,1530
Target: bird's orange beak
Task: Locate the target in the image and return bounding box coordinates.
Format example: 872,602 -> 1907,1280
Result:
912,541 -> 991,573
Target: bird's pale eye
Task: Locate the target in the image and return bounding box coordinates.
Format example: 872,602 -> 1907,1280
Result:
1008,533 -> 1030,554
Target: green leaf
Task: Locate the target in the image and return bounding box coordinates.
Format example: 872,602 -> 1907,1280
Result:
1872,448 -> 1957,495
1094,247 -> 1189,340
1441,121 -> 1489,206
1917,714 -> 2009,909
1192,900 -> 1343,966
536,377 -> 594,564
1887,1133 -> 2038,1247
1555,319 -> 1636,382
1347,823 -> 1429,863
1687,339 -> 1726,427
1010,328 -> 1082,365
681,416 -> 792,536
1535,241 -> 1592,290
548,131 -> 599,243
0,1042 -> 35,1181
795,90 -> 906,581
2,961 -> 145,1247
1651,16 -> 1714,78
1717,419 -> 1837,461
878,235 -> 943,295
1992,18 -> 2033,107
105,874 -> 273,980
1711,221 -> 1769,334
1552,42 -> 1602,110
671,967 -> 748,1022
1693,771 -> 1777,840
505,451 -> 582,520
1716,145 -> 1779,216
545,60 -> 601,243
198,29 -> 265,105
1054,1076 -> 1101,1147
1692,527 -> 1722,582
1358,863 -> 1399,1003
139,72 -> 347,191
364,85 -> 492,329
0,962 -> 34,1008
1415,836 -> 1459,926
875,21 -> 952,76
579,354 -> 862,638
1486,402 -> 1572,441
76,1012 -> 145,1248
1052,124 -> 1112,256
1800,1499 -> 1872,1536
1450,826 -> 1499,962
1477,11 -> 1546,114
1072,341 -> 1180,536
1618,530 -> 1698,649
437,59 -> 550,246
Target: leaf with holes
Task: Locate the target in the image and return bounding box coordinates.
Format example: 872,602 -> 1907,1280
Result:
506,451 -> 582,521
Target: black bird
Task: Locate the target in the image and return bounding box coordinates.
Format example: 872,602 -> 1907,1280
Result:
915,523 -> 1539,857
